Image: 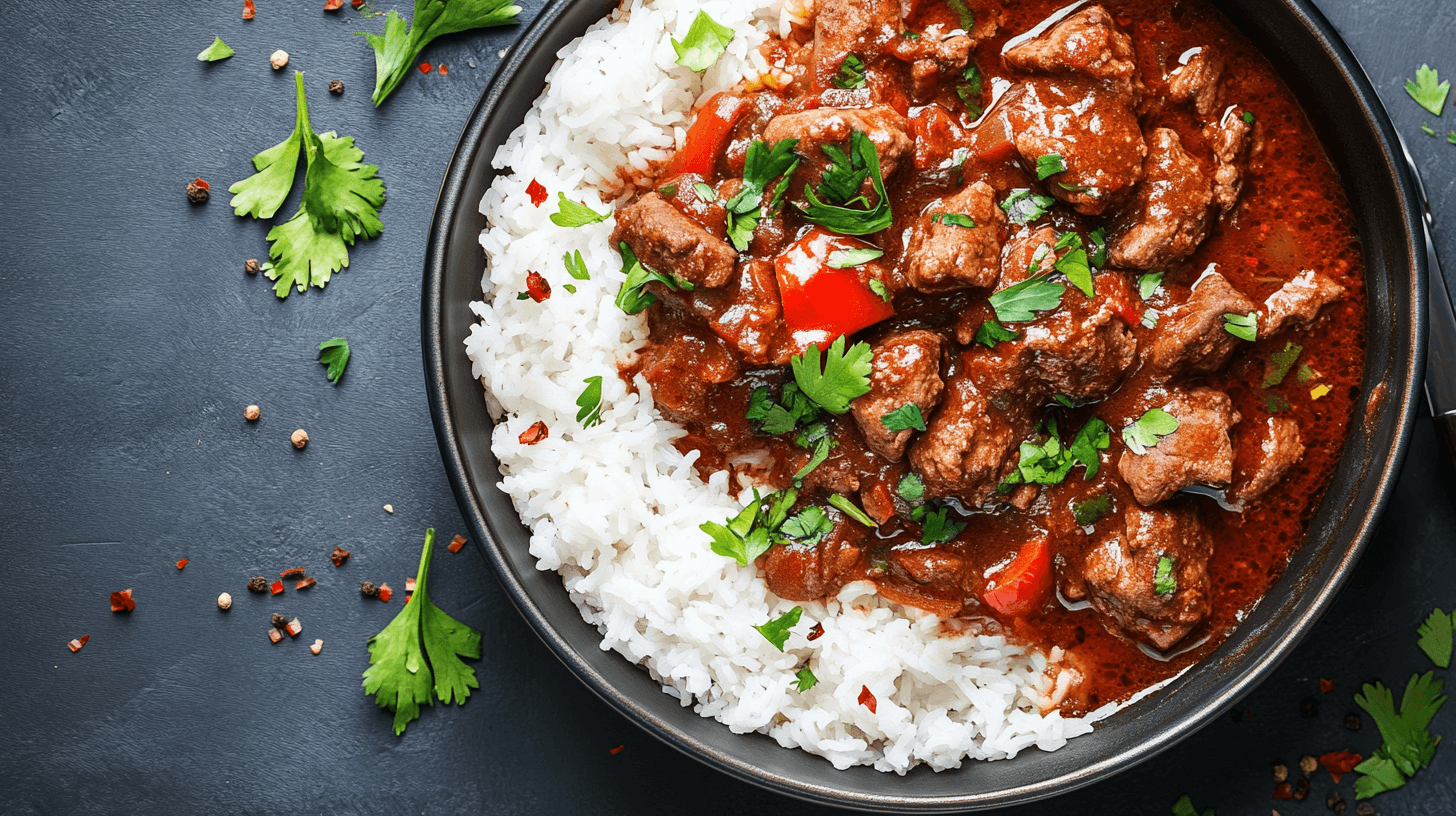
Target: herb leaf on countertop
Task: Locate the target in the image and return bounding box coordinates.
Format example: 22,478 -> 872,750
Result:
317,338 -> 351,384
361,0 -> 523,106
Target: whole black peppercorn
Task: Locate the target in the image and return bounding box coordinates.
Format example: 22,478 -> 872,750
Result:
1293,777 -> 1311,800
1327,791 -> 1346,813
1355,802 -> 1376,816
186,178 -> 210,204
328,80 -> 344,94
1345,712 -> 1362,730
1299,695 -> 1319,718
360,580 -> 378,597
247,576 -> 268,593
271,613 -> 289,629
244,258 -> 260,275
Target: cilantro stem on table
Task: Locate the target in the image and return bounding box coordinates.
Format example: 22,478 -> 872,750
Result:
361,0 -> 523,106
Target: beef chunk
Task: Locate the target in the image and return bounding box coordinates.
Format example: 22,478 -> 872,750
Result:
637,320 -> 740,420
812,0 -> 901,87
995,225 -> 1060,290
1261,270 -> 1346,337
1145,271 -> 1258,377
763,106 -> 912,206
1009,77 -> 1146,215
676,259 -> 785,365
1002,5 -> 1138,90
1109,128 -> 1214,270
905,182 -> 1008,292
1077,503 -> 1213,650
1166,47 -> 1224,117
899,32 -> 974,100
1204,105 -> 1254,214
851,330 -> 945,461
1018,271 -> 1138,399
1117,386 -> 1240,506
759,512 -> 865,601
1227,415 -> 1304,504
611,192 -> 736,288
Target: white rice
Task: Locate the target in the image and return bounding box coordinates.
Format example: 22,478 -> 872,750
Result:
465,0 -> 1119,773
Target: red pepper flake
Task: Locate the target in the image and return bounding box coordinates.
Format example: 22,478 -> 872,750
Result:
518,421 -> 549,445
438,64 -> 449,75
525,271 -> 552,302
330,546 -> 351,566
267,628 -> 283,644
324,0 -> 343,8
858,685 -> 877,713
1319,750 -> 1362,784
807,622 -> 825,641
269,580 -> 285,595
68,635 -> 90,652
448,534 -> 468,553
280,567 -> 307,579
1319,677 -> 1335,694
418,62 -> 434,74
526,179 -> 548,207
110,588 -> 136,613
285,618 -> 303,637
175,558 -> 189,570
1271,782 -> 1292,800
352,0 -> 364,6
1115,14 -> 1132,27
242,0 -> 256,19
294,576 -> 317,590
378,582 -> 393,602
609,744 -> 625,755
404,594 -> 412,604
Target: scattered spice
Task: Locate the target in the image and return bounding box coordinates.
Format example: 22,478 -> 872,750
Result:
328,80 -> 344,96
1294,777 -> 1311,801
291,428 -> 309,449
1273,782 -> 1293,800
281,567 -> 307,579
438,64 -> 449,75
270,49 -> 290,70
447,534 -> 467,553
609,744 -> 625,755
1320,677 -> 1335,694
330,546 -> 351,567
377,582 -> 393,602
285,618 -> 303,637
419,62 -> 434,74
383,504 -> 394,513
518,421 -> 549,445
244,404 -> 261,421
527,179 -> 548,207
243,0 -> 256,18
1326,791 -> 1346,813
1300,695 -> 1319,718
247,576 -> 268,593
1273,762 -> 1289,782
1344,712 -> 1362,730
405,577 -> 417,592
271,613 -> 289,629
269,580 -> 285,595
294,576 -> 317,590
176,558 -> 189,570
324,0 -> 344,9
186,178 -> 211,204
858,685 -> 877,713
1319,750 -> 1362,784
525,271 -> 552,302
245,258 -> 261,275
110,588 -> 136,613
352,0 -> 364,6
310,638 -> 324,655
1355,803 -> 1375,816
360,580 -> 378,597
1300,754 -> 1319,774
217,592 -> 233,610
267,628 -> 283,644
68,635 -> 90,653
808,622 -> 825,641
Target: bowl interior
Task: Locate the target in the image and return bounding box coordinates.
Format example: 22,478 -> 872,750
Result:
421,0 -> 1426,809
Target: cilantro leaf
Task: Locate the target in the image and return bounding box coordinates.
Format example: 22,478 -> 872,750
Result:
1054,243 -> 1093,297
1122,407 -> 1179,454
692,181 -> 717,201
793,666 -> 818,692
745,386 -> 773,422
1406,64 -> 1451,116
198,37 -> 235,62
933,213 -> 977,228
563,250 -> 590,281
576,376 -> 604,427
755,606 -> 803,650
974,318 -> 1020,348
988,273 -> 1065,323
551,192 -> 610,227
1354,753 -> 1407,799
921,507 -> 966,544
791,335 -> 873,414
361,0 -> 522,106
946,0 -> 975,31
1138,271 -> 1164,300
1223,311 -> 1258,341
613,242 -> 691,314
725,139 -> 799,251
828,247 -> 883,268
1035,153 -> 1067,180
363,528 -> 482,734
1170,794 -> 1212,816
229,73 -> 309,219
1355,672 -> 1446,786
869,278 -> 891,302
827,493 -> 876,527
1296,363 -> 1316,383
1072,492 -> 1113,526
258,203 -> 355,297
793,432 -> 835,480
671,10 -> 734,72
799,130 -> 892,235
1000,188 -> 1056,225
896,472 -> 924,504
780,506 -> 832,544
1417,608 -> 1454,668
301,128 -> 386,242
1003,433 -> 1075,487
1088,226 -> 1108,267
1262,342 -> 1304,388
317,337 -> 351,384
880,404 -> 926,432
1423,122 -> 1437,137
957,64 -> 984,117
759,404 -> 799,435
1068,417 -> 1110,477
833,53 -> 867,89
1449,132 -> 1456,145
1154,556 -> 1177,596
702,489 -> 797,565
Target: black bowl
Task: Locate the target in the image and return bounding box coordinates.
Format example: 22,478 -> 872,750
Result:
422,0 -> 1427,809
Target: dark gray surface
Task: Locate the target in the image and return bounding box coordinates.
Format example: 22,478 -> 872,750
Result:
0,0 -> 1452,814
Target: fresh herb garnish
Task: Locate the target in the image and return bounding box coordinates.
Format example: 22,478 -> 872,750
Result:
896,472 -> 925,503
1406,64 -> 1451,116
197,36 -> 235,62
921,507 -> 966,544
1088,226 -> 1108,268
1296,363 -> 1316,383
791,335 -> 874,414
1449,132 -> 1456,145
1170,794 -> 1213,816
987,273 -> 1065,323
317,337 -> 351,384
1241,110 -> 1255,124
780,506 -> 832,545
755,606 -> 803,651
658,183 -> 678,198
1072,492 -> 1113,526
1352,672 -> 1446,798
1035,153 -> 1068,180
1138,271 -> 1164,300
1153,555 -> 1177,596
576,376 -> 604,427
1423,122 -> 1438,137
613,242 -> 692,314
799,130 -> 892,235
827,247 -> 883,268
692,181 -> 717,201
828,493 -> 876,527
880,404 -> 926,432
1052,232 -> 1093,297
563,284 -> 577,293
868,278 -> 891,302
1000,188 -> 1056,225
1068,417 -> 1110,477
974,318 -> 1021,347
1002,417 -> 1108,487
229,72 -> 386,298
360,0 -> 522,106
1054,394 -> 1074,408
725,139 -> 800,250
957,64 -> 984,117
794,666 -> 818,692
1223,311 -> 1258,341
563,250 -> 590,281
1142,309 -> 1159,329
946,0 -> 975,31
1123,408 -> 1179,454
933,213 -> 977,229
1417,608 -> 1455,668
701,488 -> 797,566
793,424 -> 836,480
550,192 -> 610,227
671,10 -> 734,72
746,386 -> 774,422
362,528 -> 482,734
1262,342 -> 1304,388
833,53 -> 867,89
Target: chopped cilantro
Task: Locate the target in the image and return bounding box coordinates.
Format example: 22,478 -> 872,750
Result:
1423,122 -> 1438,137
1241,110 -> 1255,124
1353,672 -> 1446,798
1088,226 -> 1108,267
1053,394 -> 1074,408
901,30 -> 921,39
576,376 -> 604,427
1416,608 -> 1455,668
657,183 -> 678,198
1406,64 -> 1450,116
896,472 -> 925,504
1449,132 -> 1456,144
317,337 -> 351,384
1154,556 -> 1177,596
692,181 -> 717,201
828,493 -> 877,527
671,10 -> 735,72
755,606 -> 803,651
1296,363 -> 1316,383
974,318 -> 1020,347
791,335 -> 874,414
1003,432 -> 1074,487
1122,407 -> 1179,454
563,249 -> 590,281
1068,417 -> 1110,477
1072,492 -> 1113,526
833,53 -> 867,89
1138,271 -> 1165,300
613,242 -> 692,314
921,507 -> 966,544
1142,309 -> 1159,329
799,130 -> 892,235
793,666 -> 818,692
550,192 -> 610,227
957,64 -> 984,117
701,488 -> 796,566
780,506 -> 832,545
1035,153 -> 1068,180
1052,233 -> 1093,297
1000,188 -> 1056,225
1262,342 -> 1304,388
1223,311 -> 1258,341
987,273 -> 1065,323
197,36 -> 235,62
1170,794 -> 1213,816
869,278 -> 891,302
933,213 -> 977,229
946,0 -> 975,31
827,247 -> 883,268
793,431 -> 835,480
745,386 -> 774,422
880,404 -> 926,432
725,139 -> 800,250
1264,392 -> 1292,413
563,284 -> 577,293
360,0 -> 522,106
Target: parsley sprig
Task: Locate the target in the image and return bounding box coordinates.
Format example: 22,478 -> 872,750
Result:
725,139 -> 800,250
700,488 -> 798,566
362,528 -> 482,735
791,336 -> 874,414
361,0 -> 522,106
799,130 -> 892,235
1406,64 -> 1450,117
1123,408 -> 1179,454
671,11 -> 734,72
1353,673 -> 1446,798
1417,608 -> 1455,668
987,274 -> 1065,323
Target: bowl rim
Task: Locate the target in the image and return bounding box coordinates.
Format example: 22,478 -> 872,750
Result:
421,0 -> 1429,809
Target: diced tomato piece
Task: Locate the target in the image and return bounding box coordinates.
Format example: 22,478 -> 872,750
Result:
242,0 -> 256,19
858,685 -> 877,713
175,558 -> 188,570
378,583 -> 393,602
110,588 -> 136,613
448,534 -> 468,553
68,635 -> 90,652
663,93 -> 750,178
518,421 -> 549,445
269,580 -> 284,595
774,227 -> 895,353
525,271 -> 551,302
1319,751 -> 1362,784
983,538 -> 1052,617
526,179 -> 547,207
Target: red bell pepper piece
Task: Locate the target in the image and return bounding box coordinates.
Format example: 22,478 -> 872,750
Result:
774,228 -> 894,353
663,93 -> 749,178
983,537 -> 1052,617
